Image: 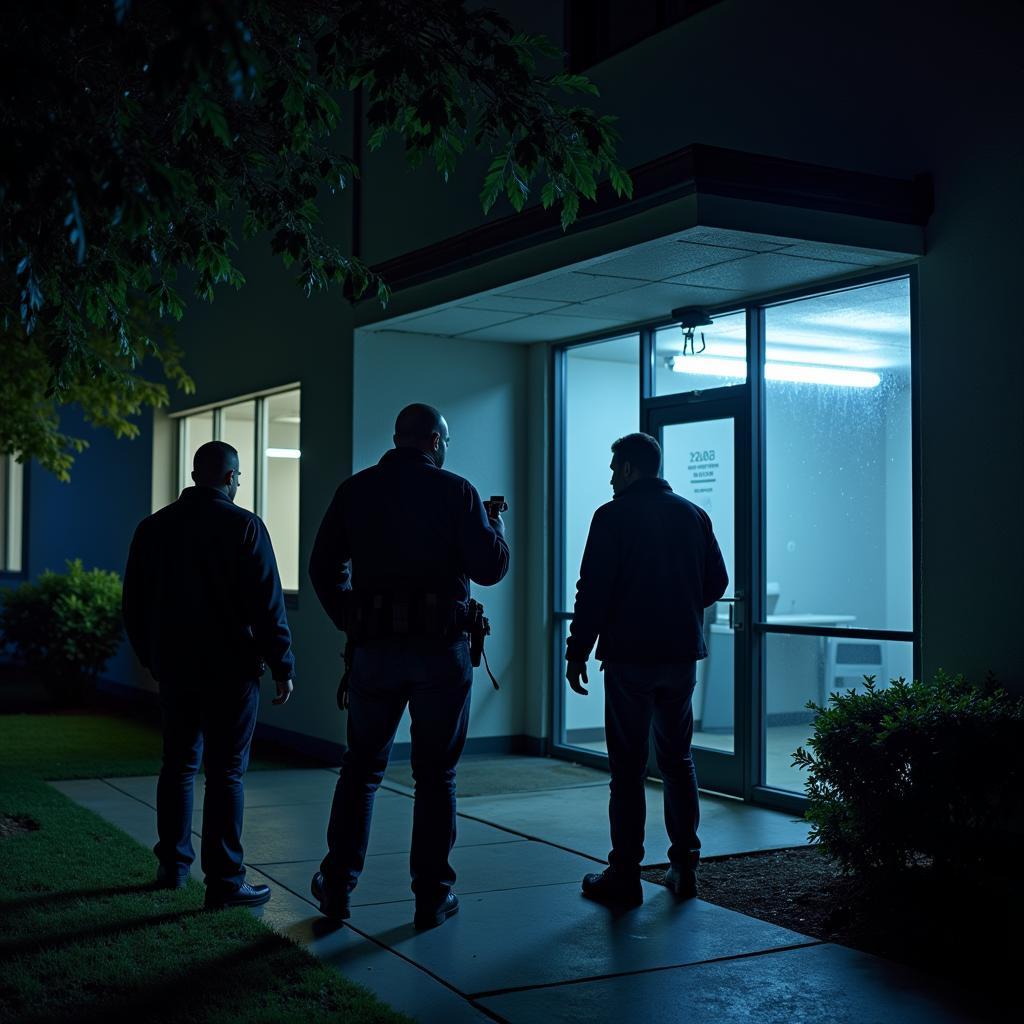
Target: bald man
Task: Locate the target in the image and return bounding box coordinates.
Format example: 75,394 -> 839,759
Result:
123,440 -> 295,909
309,403 -> 509,929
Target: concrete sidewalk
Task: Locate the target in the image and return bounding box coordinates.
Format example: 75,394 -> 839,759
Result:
52,760 -> 992,1023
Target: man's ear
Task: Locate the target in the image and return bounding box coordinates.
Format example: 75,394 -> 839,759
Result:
622,460 -> 632,478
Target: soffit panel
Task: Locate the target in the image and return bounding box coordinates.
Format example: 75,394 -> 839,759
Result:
586,240 -> 764,281
669,252 -> 869,292
456,312 -> 635,343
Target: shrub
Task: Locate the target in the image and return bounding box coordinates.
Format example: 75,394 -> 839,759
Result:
0,559 -> 124,703
793,671 -> 1024,880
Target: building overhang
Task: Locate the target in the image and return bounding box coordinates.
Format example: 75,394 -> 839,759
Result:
357,144 -> 931,343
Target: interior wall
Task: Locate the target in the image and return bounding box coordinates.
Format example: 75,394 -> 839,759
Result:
353,329 -> 529,744
561,353 -> 638,731
264,420 -> 301,592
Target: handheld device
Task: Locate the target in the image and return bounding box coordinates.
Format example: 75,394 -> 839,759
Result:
484,495 -> 508,518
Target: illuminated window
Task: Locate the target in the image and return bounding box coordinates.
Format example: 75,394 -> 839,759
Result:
175,387 -> 300,591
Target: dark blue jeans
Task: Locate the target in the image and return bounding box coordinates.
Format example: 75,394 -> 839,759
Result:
321,640 -> 473,905
603,661 -> 700,875
154,677 -> 260,893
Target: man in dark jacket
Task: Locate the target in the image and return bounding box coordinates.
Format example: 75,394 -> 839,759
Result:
309,403 -> 509,929
566,432 -> 728,908
123,440 -> 295,909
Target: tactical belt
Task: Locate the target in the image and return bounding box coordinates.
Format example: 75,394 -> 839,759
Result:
337,592 -> 499,710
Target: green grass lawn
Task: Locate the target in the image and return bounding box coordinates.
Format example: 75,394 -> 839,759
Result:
0,709 -> 329,779
0,712 -> 408,1024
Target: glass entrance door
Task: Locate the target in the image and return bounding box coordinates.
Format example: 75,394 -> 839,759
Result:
646,398 -> 749,796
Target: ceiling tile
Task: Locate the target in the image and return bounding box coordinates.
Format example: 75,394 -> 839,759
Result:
579,281 -> 746,320
544,305 -> 637,322
677,227 -> 796,251
587,242 -> 751,281
774,242 -> 907,266
459,313 -> 634,344
395,307 -> 527,335
670,253 -> 863,292
458,295 -> 571,314
499,273 -> 644,303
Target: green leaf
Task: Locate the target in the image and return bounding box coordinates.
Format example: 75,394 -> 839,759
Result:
282,81 -> 305,116
550,72 -> 600,97
609,165 -> 634,199
480,153 -> 508,214
197,99 -> 231,147
560,191 -> 580,230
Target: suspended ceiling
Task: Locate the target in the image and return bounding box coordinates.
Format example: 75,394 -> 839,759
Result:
360,226 -> 913,346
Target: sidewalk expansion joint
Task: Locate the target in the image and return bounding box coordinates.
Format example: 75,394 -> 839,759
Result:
466,940 -> 825,1000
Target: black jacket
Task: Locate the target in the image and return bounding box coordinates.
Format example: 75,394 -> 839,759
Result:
566,477 -> 729,665
122,487 -> 295,683
309,447 -> 510,634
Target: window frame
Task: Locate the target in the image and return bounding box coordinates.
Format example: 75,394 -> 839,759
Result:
0,453 -> 28,578
173,383 -> 301,598
550,267 -> 921,812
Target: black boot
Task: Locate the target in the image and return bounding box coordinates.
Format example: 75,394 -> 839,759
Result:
204,881 -> 271,909
664,864 -> 697,900
581,868 -> 643,907
311,871 -> 351,921
414,891 -> 459,930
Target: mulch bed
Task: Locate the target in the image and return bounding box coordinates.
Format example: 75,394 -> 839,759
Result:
643,846 -> 1021,998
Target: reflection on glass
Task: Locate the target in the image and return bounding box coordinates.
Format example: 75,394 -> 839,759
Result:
219,401 -> 257,512
654,309 -> 746,396
765,636 -> 914,792
263,390 -> 301,591
564,335 -> 639,610
662,418 -> 735,752
765,278 -> 912,632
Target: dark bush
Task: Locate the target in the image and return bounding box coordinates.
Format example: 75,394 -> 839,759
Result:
793,672 -> 1024,880
0,559 -> 123,703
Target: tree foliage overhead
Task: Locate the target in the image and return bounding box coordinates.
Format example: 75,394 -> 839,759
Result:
0,0 -> 631,478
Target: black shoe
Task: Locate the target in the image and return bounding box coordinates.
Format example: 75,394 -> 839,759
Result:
664,864 -> 697,900
414,891 -> 459,930
154,863 -> 188,890
582,869 -> 643,908
204,882 -> 272,910
311,871 -> 350,921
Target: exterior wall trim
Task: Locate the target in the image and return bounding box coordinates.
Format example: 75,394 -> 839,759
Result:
366,144 -> 934,294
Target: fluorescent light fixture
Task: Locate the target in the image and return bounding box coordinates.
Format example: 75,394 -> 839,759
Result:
685,340 -> 886,369
669,356 -> 879,388
265,447 -> 301,459
273,415 -> 302,424
670,355 -> 748,379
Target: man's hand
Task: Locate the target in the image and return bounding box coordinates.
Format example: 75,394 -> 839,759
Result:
489,512 -> 505,535
272,678 -> 294,706
566,660 -> 589,696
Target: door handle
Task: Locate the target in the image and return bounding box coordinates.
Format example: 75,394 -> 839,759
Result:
728,590 -> 746,632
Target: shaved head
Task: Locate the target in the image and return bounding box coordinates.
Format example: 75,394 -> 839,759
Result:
193,441 -> 239,487
393,403 -> 449,468
394,403 -> 443,443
